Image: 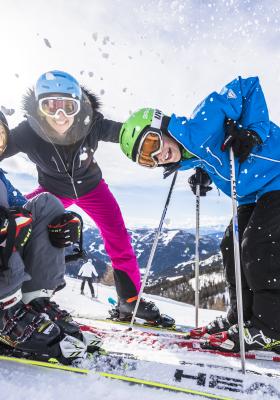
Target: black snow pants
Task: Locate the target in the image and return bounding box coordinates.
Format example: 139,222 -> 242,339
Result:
81,277 -> 95,297
220,191 -> 280,340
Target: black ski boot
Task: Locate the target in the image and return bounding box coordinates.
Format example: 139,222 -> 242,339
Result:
112,296 -> 161,322
0,299 -> 61,358
202,321 -> 280,354
30,297 -> 82,340
111,271 -> 175,327
188,316 -> 232,339
30,297 -> 102,352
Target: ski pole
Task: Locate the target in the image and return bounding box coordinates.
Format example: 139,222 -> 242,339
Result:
229,148 -> 246,374
195,183 -> 200,328
129,171 -> 178,330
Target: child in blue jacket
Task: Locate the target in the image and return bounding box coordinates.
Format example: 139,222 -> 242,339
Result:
119,76 -> 280,354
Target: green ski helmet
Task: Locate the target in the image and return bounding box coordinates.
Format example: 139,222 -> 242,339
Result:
120,108 -> 164,162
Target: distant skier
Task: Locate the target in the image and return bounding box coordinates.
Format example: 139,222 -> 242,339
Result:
78,258 -> 99,297
0,111 -> 89,363
119,76 -> 280,354
0,70 -> 161,323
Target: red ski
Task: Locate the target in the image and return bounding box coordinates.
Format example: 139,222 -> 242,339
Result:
80,322 -> 280,363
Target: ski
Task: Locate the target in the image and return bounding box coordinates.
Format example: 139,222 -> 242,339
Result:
93,317 -> 191,335
1,349 -> 279,399
0,343 -> 137,375
96,355 -> 280,399
99,371 -> 237,400
0,354 -> 233,399
0,355 -> 89,374
81,322 -> 280,363
93,349 -> 280,398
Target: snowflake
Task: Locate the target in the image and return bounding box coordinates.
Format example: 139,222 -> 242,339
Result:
79,152 -> 88,161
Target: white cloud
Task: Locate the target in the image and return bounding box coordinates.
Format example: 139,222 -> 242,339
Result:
0,1 -> 278,227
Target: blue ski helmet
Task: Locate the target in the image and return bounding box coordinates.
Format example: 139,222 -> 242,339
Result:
34,70 -> 82,101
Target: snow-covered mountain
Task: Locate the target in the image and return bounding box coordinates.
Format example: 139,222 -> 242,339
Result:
65,226 -> 226,311
67,226 -> 223,282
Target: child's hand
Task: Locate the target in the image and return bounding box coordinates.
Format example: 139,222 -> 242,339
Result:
221,119 -> 262,163
188,168 -> 212,196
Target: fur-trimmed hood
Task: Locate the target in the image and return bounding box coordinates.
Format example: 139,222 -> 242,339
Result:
22,87 -> 102,145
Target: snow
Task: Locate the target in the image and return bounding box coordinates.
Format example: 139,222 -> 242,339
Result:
0,277 -> 223,400
1,277 -> 280,399
189,271 -> 224,289
1,1 -> 280,397
0,360 -> 185,400
55,276 -> 221,326
166,275 -> 183,281
161,230 -> 179,246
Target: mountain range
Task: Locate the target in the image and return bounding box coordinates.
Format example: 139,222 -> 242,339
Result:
66,226 -> 224,282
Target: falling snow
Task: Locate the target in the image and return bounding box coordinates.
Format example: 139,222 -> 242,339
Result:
43,38 -> 51,48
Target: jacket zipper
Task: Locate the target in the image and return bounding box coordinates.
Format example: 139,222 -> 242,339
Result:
70,136 -> 87,198
51,156 -> 61,172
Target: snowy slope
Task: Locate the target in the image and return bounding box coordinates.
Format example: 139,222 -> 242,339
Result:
1,277 -> 280,400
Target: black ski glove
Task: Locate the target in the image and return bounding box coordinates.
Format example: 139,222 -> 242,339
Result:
221,118 -> 262,163
48,211 -> 82,248
0,206 -> 33,247
0,206 -> 33,269
188,168 -> 212,196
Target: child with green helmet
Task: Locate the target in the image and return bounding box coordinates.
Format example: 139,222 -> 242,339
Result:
120,76 -> 280,356
120,108 -> 193,169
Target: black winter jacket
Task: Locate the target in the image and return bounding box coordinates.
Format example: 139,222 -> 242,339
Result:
1,89 -> 121,198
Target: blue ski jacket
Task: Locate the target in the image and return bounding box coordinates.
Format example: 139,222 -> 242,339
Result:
0,169 -> 26,207
167,76 -> 280,205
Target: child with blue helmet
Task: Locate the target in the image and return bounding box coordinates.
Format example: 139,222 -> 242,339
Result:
0,71 -> 162,324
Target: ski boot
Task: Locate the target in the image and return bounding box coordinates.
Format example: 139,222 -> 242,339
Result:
188,316 -> 232,339
202,321 -> 280,354
0,293 -> 86,364
109,296 -> 175,327
30,297 -> 82,340
29,297 -> 102,353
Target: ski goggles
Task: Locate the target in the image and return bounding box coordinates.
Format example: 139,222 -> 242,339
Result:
38,97 -> 81,118
136,130 -> 163,168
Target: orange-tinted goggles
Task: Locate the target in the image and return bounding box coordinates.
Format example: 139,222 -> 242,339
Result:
136,131 -> 162,168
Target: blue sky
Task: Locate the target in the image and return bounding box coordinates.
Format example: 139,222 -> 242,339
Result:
1,0 -> 280,228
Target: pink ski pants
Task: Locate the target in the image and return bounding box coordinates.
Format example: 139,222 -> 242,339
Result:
26,179 -> 141,293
